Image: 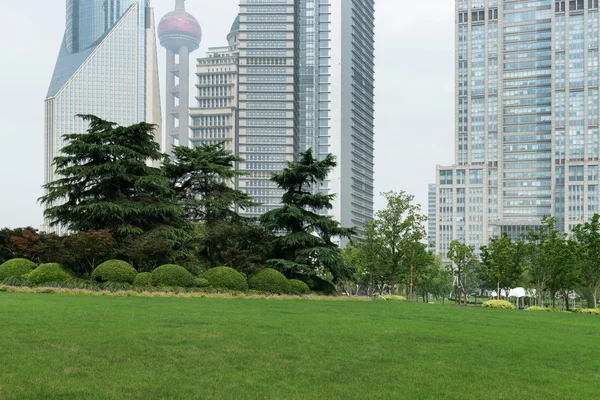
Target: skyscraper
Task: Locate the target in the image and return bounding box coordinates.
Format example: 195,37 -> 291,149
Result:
44,0 -> 162,232
158,0 -> 202,154
190,0 -> 376,230
431,0 -> 600,258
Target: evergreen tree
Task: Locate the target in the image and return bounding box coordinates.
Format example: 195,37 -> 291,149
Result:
40,115 -> 185,238
164,143 -> 255,267
260,150 -> 355,282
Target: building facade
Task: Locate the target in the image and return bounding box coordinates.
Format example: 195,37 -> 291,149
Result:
44,0 -> 162,232
431,0 -> 600,258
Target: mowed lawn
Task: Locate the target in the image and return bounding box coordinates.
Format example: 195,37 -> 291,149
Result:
1,293 -> 599,400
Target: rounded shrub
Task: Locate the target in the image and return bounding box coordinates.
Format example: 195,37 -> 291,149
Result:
28,263 -> 74,284
133,272 -> 153,288
248,268 -> 291,294
311,277 -> 340,296
577,308 -> 600,315
203,267 -> 248,292
91,260 -> 137,284
289,279 -> 310,295
482,300 -> 515,310
382,295 -> 407,301
0,258 -> 37,281
151,264 -> 195,288
195,278 -> 210,288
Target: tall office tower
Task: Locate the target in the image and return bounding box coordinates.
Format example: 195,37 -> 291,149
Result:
233,0 -> 376,229
159,0 -> 202,153
190,18 -> 240,154
44,0 -> 162,233
431,0 -> 600,259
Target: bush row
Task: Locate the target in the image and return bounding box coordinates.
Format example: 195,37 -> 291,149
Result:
482,300 -> 515,310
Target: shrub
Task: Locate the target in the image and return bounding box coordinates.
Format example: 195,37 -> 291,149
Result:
577,308 -> 600,315
482,300 -> 515,310
526,306 -> 564,313
28,263 -> 74,284
151,264 -> 195,288
2,276 -> 29,287
382,295 -> 407,301
0,258 -> 37,280
289,279 -> 310,295
203,267 -> 248,292
195,278 -> 210,288
133,272 -> 153,288
102,282 -> 133,292
311,277 -> 340,296
91,260 -> 137,284
248,268 -> 291,294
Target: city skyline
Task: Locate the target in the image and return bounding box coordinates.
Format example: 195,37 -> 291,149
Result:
0,0 -> 455,229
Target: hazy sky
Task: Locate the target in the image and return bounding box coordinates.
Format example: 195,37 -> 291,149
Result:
0,0 -> 454,229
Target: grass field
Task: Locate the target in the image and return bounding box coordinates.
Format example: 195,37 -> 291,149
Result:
1,293 -> 599,399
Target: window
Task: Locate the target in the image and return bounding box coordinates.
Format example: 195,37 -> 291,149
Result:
489,8 -> 498,20
590,0 -> 599,8
472,10 -> 485,22
569,0 -> 584,10
569,166 -> 584,181
556,0 -> 566,12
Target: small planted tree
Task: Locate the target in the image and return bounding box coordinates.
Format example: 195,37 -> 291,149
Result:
480,235 -> 524,300
260,150 -> 355,283
447,240 -> 477,305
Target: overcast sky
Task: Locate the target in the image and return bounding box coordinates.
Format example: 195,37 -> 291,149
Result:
0,0 -> 454,229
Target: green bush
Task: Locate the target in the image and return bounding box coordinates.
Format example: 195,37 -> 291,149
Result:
382,295 -> 407,301
482,300 -> 515,310
151,264 -> 195,288
0,258 -> 37,280
203,267 -> 248,292
577,308 -> 600,315
1,276 -> 29,287
28,263 -> 74,285
91,260 -> 137,284
195,278 -> 210,288
133,272 -> 153,288
102,282 -> 133,292
248,268 -> 291,294
289,279 -> 310,295
311,277 -> 340,296
526,306 -> 564,313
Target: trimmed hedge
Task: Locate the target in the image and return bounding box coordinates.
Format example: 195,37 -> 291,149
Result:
91,260 -> 137,284
482,300 -> 515,310
133,272 -> 153,287
289,279 -> 310,295
382,295 -> 407,301
203,267 -> 248,291
0,259 -> 37,281
195,278 -> 210,288
577,308 -> 600,315
526,306 -> 564,313
151,264 -> 195,288
248,268 -> 291,294
28,263 -> 74,284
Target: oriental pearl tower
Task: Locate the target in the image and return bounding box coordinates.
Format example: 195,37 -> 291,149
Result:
158,0 -> 202,152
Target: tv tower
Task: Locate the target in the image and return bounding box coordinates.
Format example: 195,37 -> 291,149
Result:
158,0 -> 202,152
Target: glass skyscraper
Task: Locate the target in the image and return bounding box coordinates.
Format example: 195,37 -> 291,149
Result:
44,0 -> 162,232
431,0 -> 600,258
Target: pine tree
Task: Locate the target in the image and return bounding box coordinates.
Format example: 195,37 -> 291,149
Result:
260,150 -> 355,282
40,115 -> 185,238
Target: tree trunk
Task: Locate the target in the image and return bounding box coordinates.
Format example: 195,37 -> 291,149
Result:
537,283 -> 543,307
409,264 -> 414,302
369,264 -> 374,298
463,272 -> 468,305
457,270 -> 462,306
390,263 -> 397,294
497,281 -> 501,300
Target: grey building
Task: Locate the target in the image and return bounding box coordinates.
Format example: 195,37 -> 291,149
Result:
44,0 -> 162,233
431,0 -> 600,258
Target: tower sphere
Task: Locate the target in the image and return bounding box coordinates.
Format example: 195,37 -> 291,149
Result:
158,10 -> 202,53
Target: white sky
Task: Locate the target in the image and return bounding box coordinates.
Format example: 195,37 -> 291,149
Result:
0,0 -> 454,229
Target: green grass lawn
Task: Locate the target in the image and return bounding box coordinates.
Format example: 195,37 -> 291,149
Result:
1,293 -> 599,399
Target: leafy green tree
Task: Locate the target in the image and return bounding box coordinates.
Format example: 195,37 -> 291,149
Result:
525,217 -> 569,306
40,115 -> 185,239
416,256 -> 453,303
447,240 -> 477,305
260,150 -> 355,282
547,240 -> 578,310
164,144 -> 254,267
374,191 -> 427,293
479,235 -> 525,300
403,240 -> 431,301
570,215 -> 600,308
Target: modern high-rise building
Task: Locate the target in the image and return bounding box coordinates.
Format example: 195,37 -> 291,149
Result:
431,0 -> 600,258
44,0 -> 162,232
158,0 -> 202,154
190,0 -> 376,230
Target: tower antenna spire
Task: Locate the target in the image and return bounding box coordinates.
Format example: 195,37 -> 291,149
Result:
175,0 -> 185,11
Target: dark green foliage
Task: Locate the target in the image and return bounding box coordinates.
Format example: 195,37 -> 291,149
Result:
310,277 -> 340,296
101,282 -> 134,292
288,279 -> 310,295
195,278 -> 210,288
203,267 -> 248,291
260,150 -> 355,282
0,258 -> 37,280
27,263 -> 74,284
0,227 -> 36,264
40,115 -> 185,238
91,260 -> 137,284
164,143 -> 255,267
248,268 -> 291,294
133,272 -> 153,288
151,264 -> 195,288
